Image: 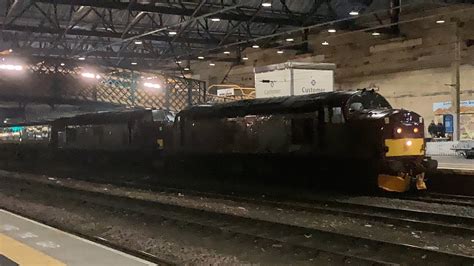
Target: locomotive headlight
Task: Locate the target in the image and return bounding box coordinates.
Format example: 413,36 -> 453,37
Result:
413,128 -> 419,133
396,128 -> 403,134
406,140 -> 413,146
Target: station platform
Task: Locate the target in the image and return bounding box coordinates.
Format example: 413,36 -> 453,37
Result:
433,156 -> 474,173
0,209 -> 155,266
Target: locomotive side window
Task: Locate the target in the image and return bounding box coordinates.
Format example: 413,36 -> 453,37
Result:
291,118 -> 313,145
331,107 -> 345,124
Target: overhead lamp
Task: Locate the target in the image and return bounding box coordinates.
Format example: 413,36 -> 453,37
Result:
328,29 -> 336,33
285,38 -> 294,42
372,32 -> 380,36
436,19 -> 445,24
131,62 -> 138,65
223,51 -> 231,55
0,64 -> 23,71
176,61 -> 182,64
144,82 -> 161,89
209,63 -> 216,66
322,41 -> 329,46
169,31 -> 177,35
252,44 -> 260,49
60,63 -> 65,66
134,40 -> 143,45
197,56 -> 204,60
262,2 -> 272,7
184,67 -> 190,71
277,50 -> 284,54
8,49 -> 13,53
211,18 -> 221,22
78,57 -> 86,61
349,10 -> 359,16
242,56 -> 249,61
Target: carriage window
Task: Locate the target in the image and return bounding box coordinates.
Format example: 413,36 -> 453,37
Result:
291,118 -> 313,144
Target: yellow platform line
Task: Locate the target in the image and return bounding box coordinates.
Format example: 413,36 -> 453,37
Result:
0,233 -> 65,266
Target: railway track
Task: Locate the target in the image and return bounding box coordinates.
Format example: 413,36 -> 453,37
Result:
401,193 -> 474,208
1,175 -> 473,265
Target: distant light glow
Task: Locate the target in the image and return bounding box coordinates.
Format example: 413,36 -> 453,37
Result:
406,140 -> 413,146
252,44 -> 260,48
436,20 -> 445,24
0,64 -> 23,71
349,10 -> 359,16
8,49 -> 13,53
285,38 -> 294,42
198,56 -> 204,60
209,63 -> 215,66
78,57 -> 86,61
242,57 -> 249,61
277,50 -> 284,54
322,41 -> 329,46
131,62 -> 138,65
60,63 -> 65,66
169,31 -> 177,35
328,29 -> 336,33
223,51 -> 231,54
184,67 -> 190,71
413,128 -> 419,133
372,32 -> 381,36
176,61 -> 182,64
396,128 -> 403,134
211,18 -> 221,22
144,82 -> 161,89
81,72 -> 100,79
262,2 -> 272,7
134,40 -> 143,45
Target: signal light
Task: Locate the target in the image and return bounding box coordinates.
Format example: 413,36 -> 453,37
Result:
396,128 -> 402,134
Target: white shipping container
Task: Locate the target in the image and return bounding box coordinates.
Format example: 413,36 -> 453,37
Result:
254,62 -> 335,98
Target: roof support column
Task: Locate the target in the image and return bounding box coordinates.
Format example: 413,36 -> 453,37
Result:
451,22 -> 461,141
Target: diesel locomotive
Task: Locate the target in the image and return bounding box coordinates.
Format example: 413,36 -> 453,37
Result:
0,90 -> 437,192
169,90 -> 437,192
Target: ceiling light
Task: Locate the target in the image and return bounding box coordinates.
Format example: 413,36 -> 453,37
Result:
262,2 -> 272,7
252,44 -> 260,49
328,29 -> 336,33
169,31 -> 177,35
277,50 -> 284,54
81,72 -> 98,79
322,41 -> 329,46
198,56 -> 204,60
184,67 -> 190,71
223,51 -> 231,55
8,49 -> 13,53
144,82 -> 161,89
209,63 -> 215,66
349,11 -> 359,16
78,57 -> 86,60
242,57 -> 249,61
176,61 -> 182,64
131,62 -> 138,65
372,32 -> 380,36
436,19 -> 445,24
211,18 -> 221,22
285,38 -> 294,42
134,40 -> 143,45
60,63 -> 65,66
0,64 -> 23,71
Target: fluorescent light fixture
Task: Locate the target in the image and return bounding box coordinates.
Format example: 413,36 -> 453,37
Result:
211,18 -> 221,22
322,41 -> 329,46
81,72 -> 100,79
60,63 -> 65,66
134,40 -> 143,44
277,50 -> 284,54
197,56 -> 204,60
176,61 -> 182,64
0,64 -> 23,71
349,10 -> 359,16
184,67 -> 190,71
436,20 -> 445,24
131,62 -> 138,65
262,2 -> 272,7
223,51 -> 231,54
169,31 -> 177,35
328,29 -> 336,33
372,32 -> 380,36
78,57 -> 86,60
285,38 -> 294,42
144,82 -> 161,89
209,63 -> 215,66
242,57 -> 249,61
252,44 -> 260,48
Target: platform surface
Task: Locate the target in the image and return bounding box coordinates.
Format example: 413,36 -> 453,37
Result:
0,209 -> 155,266
433,155 -> 474,172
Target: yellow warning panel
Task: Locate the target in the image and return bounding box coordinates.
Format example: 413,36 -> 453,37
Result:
0,233 -> 65,266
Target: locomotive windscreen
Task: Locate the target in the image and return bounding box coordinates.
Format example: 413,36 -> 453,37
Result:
347,92 -> 391,113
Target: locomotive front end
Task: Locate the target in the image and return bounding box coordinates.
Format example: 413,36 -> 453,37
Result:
378,110 -> 438,192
